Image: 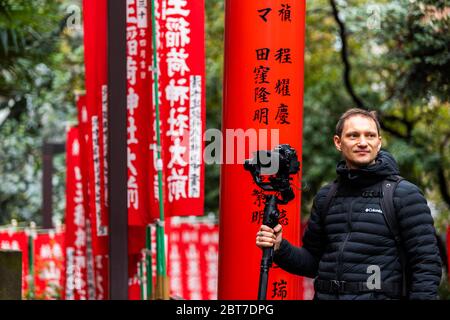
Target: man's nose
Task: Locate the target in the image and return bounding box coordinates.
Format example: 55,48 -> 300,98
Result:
358,137 -> 368,147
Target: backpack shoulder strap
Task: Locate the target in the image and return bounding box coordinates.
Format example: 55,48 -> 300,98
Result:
319,179 -> 339,223
380,175 -> 404,243
380,174 -> 407,297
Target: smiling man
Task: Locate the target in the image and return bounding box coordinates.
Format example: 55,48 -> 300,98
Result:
333,111 -> 381,169
256,108 -> 442,300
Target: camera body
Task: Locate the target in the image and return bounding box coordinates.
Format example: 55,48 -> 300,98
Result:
244,144 -> 300,204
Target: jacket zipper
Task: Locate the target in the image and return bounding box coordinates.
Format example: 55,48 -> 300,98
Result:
336,198 -> 354,282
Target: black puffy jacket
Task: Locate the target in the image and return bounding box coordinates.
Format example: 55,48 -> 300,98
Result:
274,150 -> 442,300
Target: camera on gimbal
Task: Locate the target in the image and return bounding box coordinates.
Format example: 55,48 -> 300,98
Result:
244,144 -> 300,300
244,144 -> 300,204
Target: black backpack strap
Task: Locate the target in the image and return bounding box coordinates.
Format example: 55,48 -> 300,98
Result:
320,179 -> 339,223
380,175 -> 407,297
380,175 -> 404,242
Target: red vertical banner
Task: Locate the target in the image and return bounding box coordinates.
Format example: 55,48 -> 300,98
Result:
127,225 -> 146,299
0,229 -> 29,298
126,0 -> 154,226
126,0 -> 153,298
76,95 -> 96,299
64,126 -> 89,300
218,0 -> 306,299
33,231 -> 66,300
83,0 -> 109,299
151,0 -> 206,218
128,253 -> 142,300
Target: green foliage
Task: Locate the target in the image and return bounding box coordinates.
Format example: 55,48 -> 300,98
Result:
300,0 -> 450,221
0,0 -> 83,224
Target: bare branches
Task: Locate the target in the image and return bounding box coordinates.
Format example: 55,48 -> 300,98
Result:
328,0 -> 450,209
329,0 -> 366,110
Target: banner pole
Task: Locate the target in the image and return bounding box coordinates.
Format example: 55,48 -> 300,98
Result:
150,0 -> 169,300
145,225 -> 153,299
108,0 -> 128,300
138,260 -> 145,300
27,222 -> 36,300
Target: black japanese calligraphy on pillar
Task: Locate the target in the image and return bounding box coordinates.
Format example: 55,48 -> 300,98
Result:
275,48 -> 292,64
254,66 -> 271,84
257,8 -> 272,22
254,87 -> 271,103
275,79 -> 291,96
275,103 -> 290,125
253,49 -> 271,125
253,107 -> 269,125
251,189 -> 266,207
278,4 -> 292,22
271,279 -> 288,300
278,208 -> 289,226
256,48 -> 270,61
249,4 -> 298,226
251,209 -> 264,225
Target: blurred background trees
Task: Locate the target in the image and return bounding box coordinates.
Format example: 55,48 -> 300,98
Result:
0,0 -> 448,289
0,0 -> 83,224
301,0 -> 450,233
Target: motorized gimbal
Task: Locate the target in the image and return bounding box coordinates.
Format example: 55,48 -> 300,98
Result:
244,144 -> 300,300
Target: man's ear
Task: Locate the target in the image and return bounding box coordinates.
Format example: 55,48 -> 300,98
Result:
333,135 -> 342,152
378,136 -> 382,151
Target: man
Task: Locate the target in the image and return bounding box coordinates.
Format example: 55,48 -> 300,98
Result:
256,108 -> 442,300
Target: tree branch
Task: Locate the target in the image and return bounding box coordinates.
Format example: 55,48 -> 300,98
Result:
329,0 -> 450,212
329,0 -> 366,109
379,122 -> 407,140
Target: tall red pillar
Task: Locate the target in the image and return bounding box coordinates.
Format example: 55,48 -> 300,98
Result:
447,226 -> 450,286
218,0 -> 306,299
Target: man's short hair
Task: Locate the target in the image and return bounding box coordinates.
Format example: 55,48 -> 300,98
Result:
335,108 -> 381,137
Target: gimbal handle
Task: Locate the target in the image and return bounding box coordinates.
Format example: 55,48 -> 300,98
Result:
258,195 -> 280,300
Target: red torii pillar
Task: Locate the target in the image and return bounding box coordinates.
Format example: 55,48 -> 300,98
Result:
447,226 -> 450,286
218,0 -> 307,299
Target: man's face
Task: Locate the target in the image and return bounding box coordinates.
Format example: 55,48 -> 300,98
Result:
333,115 -> 381,169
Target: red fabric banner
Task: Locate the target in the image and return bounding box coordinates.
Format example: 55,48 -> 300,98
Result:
127,226 -> 146,299
218,0 -> 306,299
76,95 -> 96,299
126,219 -> 218,300
64,126 -> 90,300
0,229 -> 29,298
128,252 -> 143,300
83,0 -> 109,299
151,0 -> 206,218
167,218 -> 218,300
33,231 -> 66,300
126,0 -> 154,225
